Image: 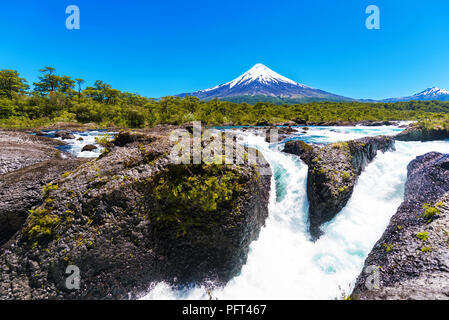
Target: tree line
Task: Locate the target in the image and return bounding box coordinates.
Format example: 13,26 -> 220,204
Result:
1,67 -> 449,128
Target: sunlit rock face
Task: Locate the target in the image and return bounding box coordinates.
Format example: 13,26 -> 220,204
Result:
352,152 -> 449,300
284,136 -> 395,239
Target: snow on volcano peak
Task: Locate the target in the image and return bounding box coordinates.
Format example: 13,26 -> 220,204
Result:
226,63 -> 305,89
382,86 -> 449,102
417,87 -> 449,96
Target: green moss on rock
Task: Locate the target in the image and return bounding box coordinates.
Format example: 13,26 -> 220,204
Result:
23,207 -> 61,241
141,163 -> 246,236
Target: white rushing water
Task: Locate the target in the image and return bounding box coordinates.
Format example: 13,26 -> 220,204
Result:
137,125 -> 449,300
41,130 -> 113,158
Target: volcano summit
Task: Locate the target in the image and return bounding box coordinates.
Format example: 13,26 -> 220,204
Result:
178,63 -> 352,103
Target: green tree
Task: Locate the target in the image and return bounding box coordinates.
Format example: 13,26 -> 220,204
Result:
33,67 -> 59,96
75,78 -> 85,100
84,80 -> 120,104
59,75 -> 76,95
0,69 -> 28,98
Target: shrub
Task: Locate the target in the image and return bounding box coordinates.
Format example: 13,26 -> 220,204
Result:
383,243 -> 394,252
416,232 -> 429,241
42,183 -> 59,197
421,246 -> 432,253
23,207 -> 61,240
422,203 -> 439,221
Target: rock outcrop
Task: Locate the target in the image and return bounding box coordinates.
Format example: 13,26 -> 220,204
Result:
395,121 -> 449,142
284,136 -> 395,239
291,119 -> 397,127
0,128 -> 271,299
0,159 -> 88,248
352,152 -> 449,300
0,130 -> 67,174
0,131 -> 83,247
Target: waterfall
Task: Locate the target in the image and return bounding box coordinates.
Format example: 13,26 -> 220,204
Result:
139,126 -> 449,300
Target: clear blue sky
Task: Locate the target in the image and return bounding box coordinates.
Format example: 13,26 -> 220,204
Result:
1,0 -> 448,100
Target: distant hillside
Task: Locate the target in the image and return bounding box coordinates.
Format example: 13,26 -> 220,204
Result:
382,87 -> 449,102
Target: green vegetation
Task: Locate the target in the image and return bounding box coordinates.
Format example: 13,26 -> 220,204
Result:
333,141 -> 350,150
3,67 -> 449,128
22,183 -> 63,242
383,243 -> 394,253
95,133 -> 113,146
416,232 -> 429,242
42,183 -> 59,197
143,164 -> 246,236
61,171 -> 72,179
23,207 -> 61,240
416,119 -> 449,131
297,140 -> 314,151
422,203 -> 440,222
421,246 -> 433,253
341,171 -> 352,180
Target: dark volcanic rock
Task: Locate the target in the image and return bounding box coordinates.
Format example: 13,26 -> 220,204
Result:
362,120 -> 393,127
81,144 -> 98,152
283,139 -> 319,165
54,131 -> 76,140
395,122 -> 449,142
352,152 -> 449,300
284,136 -> 395,239
0,128 -> 271,299
110,130 -> 149,147
0,159 -> 88,247
256,120 -> 270,126
277,126 -> 296,135
293,118 -> 307,125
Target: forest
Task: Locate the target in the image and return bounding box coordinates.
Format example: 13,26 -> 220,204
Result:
1,67 -> 449,128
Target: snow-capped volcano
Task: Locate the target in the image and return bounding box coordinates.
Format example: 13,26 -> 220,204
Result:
383,87 -> 449,102
414,87 -> 449,99
226,63 -> 304,88
178,63 -> 352,102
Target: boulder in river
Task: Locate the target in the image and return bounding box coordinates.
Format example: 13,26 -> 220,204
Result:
54,131 -> 76,140
284,136 -> 395,239
81,144 -> 98,152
